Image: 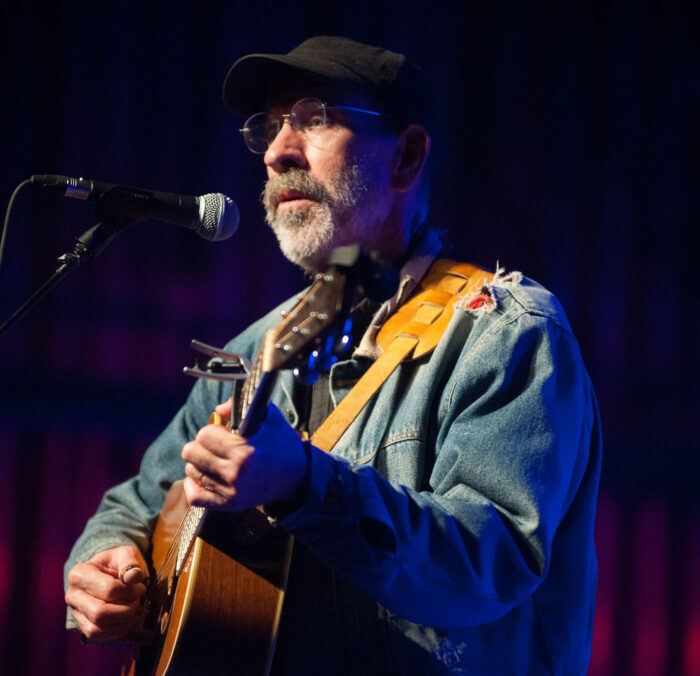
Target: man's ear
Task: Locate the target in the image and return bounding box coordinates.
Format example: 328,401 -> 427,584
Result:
390,124 -> 431,192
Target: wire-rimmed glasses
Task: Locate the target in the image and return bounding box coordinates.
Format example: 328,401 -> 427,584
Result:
239,97 -> 385,154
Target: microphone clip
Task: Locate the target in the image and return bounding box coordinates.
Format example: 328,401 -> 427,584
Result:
70,216 -> 133,262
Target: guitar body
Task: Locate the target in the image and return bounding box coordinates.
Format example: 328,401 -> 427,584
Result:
127,482 -> 293,676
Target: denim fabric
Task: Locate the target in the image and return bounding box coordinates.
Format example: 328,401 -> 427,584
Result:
65,270 -> 601,675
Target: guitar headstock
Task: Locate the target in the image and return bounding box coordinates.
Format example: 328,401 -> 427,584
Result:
184,245 -> 399,436
185,244 -> 399,390
261,246 -> 360,378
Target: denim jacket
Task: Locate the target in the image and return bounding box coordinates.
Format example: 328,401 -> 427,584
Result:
65,265 -> 601,675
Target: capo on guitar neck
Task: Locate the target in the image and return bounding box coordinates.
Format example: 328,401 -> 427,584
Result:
182,338 -> 252,382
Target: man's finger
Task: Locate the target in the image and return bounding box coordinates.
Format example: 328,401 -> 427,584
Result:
214,398 -> 233,418
68,563 -> 144,604
71,606 -> 148,644
118,563 -> 147,586
67,590 -> 142,629
183,475 -> 230,507
98,546 -> 149,583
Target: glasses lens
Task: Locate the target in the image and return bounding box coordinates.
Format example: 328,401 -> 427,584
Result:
242,112 -> 279,154
240,99 -> 328,154
291,98 -> 326,136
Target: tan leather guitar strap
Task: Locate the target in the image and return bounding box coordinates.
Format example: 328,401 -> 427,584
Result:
311,259 -> 493,453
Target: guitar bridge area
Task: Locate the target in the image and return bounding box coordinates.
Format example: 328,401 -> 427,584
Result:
183,339 -> 251,382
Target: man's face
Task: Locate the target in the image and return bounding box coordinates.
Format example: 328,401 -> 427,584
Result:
261,87 -> 399,272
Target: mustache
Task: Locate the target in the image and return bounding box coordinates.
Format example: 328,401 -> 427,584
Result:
261,169 -> 332,213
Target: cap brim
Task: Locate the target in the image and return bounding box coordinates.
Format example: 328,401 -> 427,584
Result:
223,52 -> 368,116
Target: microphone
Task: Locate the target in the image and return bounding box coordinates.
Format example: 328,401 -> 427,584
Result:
30,174 -> 239,242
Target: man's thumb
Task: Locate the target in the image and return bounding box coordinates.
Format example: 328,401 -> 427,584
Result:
111,546 -> 148,585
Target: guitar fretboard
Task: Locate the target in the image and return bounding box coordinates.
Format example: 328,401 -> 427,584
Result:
163,348 -> 265,579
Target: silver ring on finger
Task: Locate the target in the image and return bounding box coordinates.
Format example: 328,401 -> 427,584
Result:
197,470 -> 217,492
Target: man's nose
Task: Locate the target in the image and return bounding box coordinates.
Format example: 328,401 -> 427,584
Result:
264,119 -> 308,172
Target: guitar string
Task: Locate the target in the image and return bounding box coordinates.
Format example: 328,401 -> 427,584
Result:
152,347 -> 264,586
150,280 -> 326,586
144,273 -> 346,632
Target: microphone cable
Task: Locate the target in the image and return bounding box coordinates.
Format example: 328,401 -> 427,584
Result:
0,178 -> 32,272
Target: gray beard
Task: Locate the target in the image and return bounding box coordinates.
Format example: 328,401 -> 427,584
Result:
262,165 -> 367,272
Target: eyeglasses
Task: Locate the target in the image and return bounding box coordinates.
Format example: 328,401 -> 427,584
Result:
239,97 -> 385,154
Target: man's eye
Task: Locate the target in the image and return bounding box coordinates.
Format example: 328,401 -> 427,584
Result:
305,114 -> 325,129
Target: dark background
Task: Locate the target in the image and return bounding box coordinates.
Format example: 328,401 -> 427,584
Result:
1,2 -> 698,674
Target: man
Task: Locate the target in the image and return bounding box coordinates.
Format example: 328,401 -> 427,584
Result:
65,36 -> 602,674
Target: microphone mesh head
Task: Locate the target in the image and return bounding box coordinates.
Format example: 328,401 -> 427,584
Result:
198,193 -> 240,241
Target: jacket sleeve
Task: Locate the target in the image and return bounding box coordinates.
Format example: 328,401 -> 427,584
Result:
63,374 -> 223,572
275,308 -> 597,628
61,373 -> 226,629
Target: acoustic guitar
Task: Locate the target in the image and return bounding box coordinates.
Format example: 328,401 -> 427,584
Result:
126,247 -> 363,676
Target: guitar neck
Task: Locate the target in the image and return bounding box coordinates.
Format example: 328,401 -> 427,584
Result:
236,366 -> 277,438
157,253 -> 360,581
163,349 -> 275,578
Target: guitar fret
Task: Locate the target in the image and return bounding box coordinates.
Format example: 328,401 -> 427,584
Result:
167,353 -> 265,581
239,354 -> 263,423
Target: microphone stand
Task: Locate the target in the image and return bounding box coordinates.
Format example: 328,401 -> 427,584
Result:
0,217 -> 130,338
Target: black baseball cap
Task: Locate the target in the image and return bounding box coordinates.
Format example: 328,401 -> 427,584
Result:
222,36 -> 427,126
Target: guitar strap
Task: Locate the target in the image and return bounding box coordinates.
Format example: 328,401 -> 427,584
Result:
311,259 -> 494,453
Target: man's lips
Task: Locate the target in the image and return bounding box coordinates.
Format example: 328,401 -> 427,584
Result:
277,189 -> 313,208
